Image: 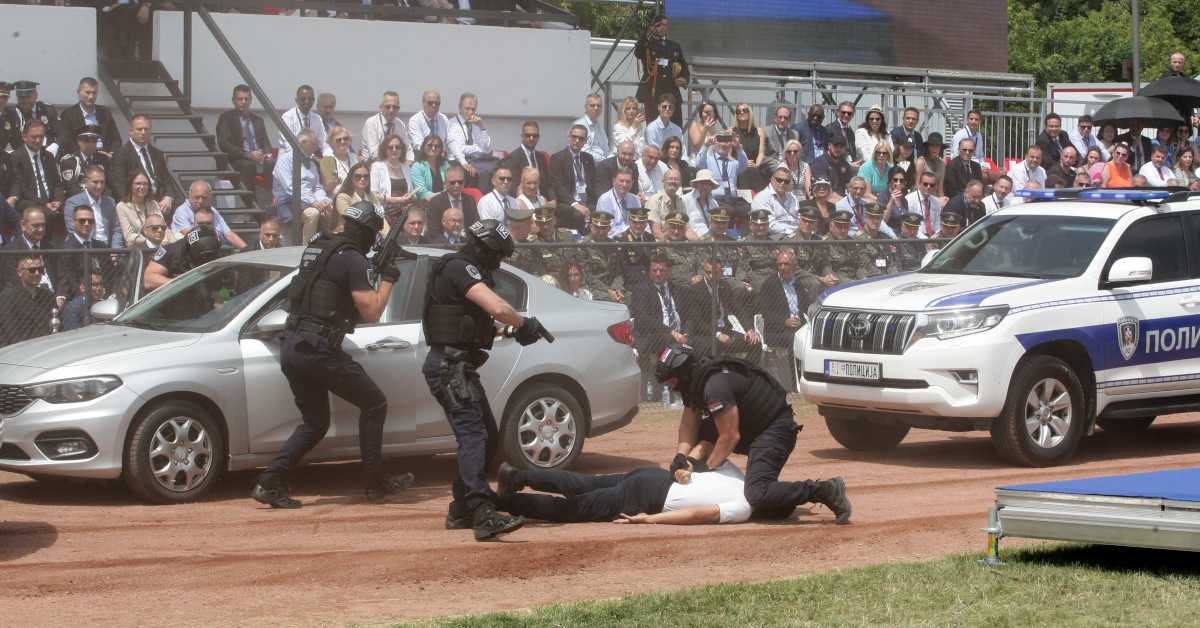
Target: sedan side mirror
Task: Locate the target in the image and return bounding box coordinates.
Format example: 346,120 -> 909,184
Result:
90,297 -> 120,322
920,249 -> 938,268
1106,257 -> 1153,284
250,309 -> 289,335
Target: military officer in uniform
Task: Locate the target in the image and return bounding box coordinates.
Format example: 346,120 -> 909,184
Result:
737,209 -> 779,292
895,213 -> 926,271
635,15 -> 690,128
698,205 -> 740,286
504,206 -> 543,275
6,81 -> 59,155
577,210 -> 620,301
929,211 -> 963,246
853,205 -> 894,278
58,125 -> 111,198
611,206 -> 655,301
823,210 -> 864,284
659,210 -> 700,285
423,219 -> 553,541
790,207 -> 835,299
530,206 -> 575,278
251,204 -> 415,509
0,81 -> 16,152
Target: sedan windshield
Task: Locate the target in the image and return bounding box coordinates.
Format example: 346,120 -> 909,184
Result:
115,262 -> 289,333
923,214 -> 1115,279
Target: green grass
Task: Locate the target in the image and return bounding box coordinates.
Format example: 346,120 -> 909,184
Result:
414,545 -> 1200,627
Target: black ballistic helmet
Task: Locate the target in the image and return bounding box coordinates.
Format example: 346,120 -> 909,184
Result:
342,201 -> 384,248
185,225 -> 222,265
465,219 -> 515,269
655,343 -> 697,386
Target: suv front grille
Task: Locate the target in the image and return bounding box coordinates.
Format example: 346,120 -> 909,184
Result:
0,385 -> 33,416
811,309 -> 917,355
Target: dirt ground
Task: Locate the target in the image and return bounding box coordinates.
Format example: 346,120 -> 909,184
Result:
2,404 -> 1199,627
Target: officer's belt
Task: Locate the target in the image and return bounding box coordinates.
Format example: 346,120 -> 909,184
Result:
289,316 -> 347,345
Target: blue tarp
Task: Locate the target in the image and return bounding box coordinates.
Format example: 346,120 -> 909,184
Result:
1003,468 -> 1200,503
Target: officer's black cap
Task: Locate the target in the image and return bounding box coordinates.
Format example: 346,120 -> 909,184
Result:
13,80 -> 38,96
0,82 -> 11,97
749,208 -> 771,224
941,212 -> 962,227
77,124 -> 103,140
799,206 -> 819,222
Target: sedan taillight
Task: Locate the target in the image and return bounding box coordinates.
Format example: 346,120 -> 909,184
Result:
607,320 -> 635,346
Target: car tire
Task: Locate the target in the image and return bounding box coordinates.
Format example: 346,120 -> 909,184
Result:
501,383 -> 586,470
124,400 -> 225,504
1097,416 -> 1156,432
824,415 -> 910,451
991,355 -> 1087,466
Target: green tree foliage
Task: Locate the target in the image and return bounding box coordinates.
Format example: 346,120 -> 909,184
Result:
553,1 -> 655,39
1009,0 -> 1197,88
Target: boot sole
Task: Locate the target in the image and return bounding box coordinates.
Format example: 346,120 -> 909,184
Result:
829,477 -> 852,524
474,516 -> 526,541
252,488 -> 302,509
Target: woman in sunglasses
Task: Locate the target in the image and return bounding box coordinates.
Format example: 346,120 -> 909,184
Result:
882,166 -> 911,232
857,142 -> 893,203
319,126 -> 358,198
116,171 -> 170,248
781,139 -> 811,202
686,99 -> 722,162
411,135 -> 450,200
854,106 -> 892,168
370,134 -> 415,215
611,96 -> 646,158
732,102 -> 765,167
1101,142 -> 1134,188
335,162 -> 382,236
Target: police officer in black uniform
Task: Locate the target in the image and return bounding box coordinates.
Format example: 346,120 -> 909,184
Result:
424,219 -> 554,541
6,81 -> 58,154
250,203 -> 414,509
143,225 -> 223,292
635,15 -> 689,128
657,343 -> 852,523
59,125 -> 111,198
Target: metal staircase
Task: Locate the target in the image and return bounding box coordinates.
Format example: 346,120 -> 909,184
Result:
97,58 -> 264,244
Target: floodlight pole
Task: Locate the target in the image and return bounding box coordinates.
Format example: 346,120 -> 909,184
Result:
1131,0 -> 1141,92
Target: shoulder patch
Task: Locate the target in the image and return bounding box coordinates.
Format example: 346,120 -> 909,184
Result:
706,400 -> 727,415
153,246 -> 167,261
465,264 -> 482,280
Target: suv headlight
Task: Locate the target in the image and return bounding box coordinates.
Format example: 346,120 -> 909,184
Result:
912,306 -> 1009,342
24,376 -> 122,404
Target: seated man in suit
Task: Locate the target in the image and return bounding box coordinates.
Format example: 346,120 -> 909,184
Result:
110,114 -> 173,212
425,164 -> 477,241
6,121 -> 64,221
757,248 -> 814,390
549,125 -> 598,231
2,206 -> 58,296
438,207 -> 466,245
594,140 -> 641,197
57,77 -> 121,157
684,256 -> 761,361
216,84 -> 275,209
0,254 -> 57,348
944,137 -> 984,200
629,253 -> 691,397
64,165 -> 123,248
251,217 -> 282,250
502,121 -> 553,203
942,179 -> 987,226
59,204 -> 114,302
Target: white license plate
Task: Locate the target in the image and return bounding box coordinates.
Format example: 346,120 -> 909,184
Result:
825,359 -> 881,381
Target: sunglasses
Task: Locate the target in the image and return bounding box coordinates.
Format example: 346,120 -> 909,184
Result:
838,110 -> 854,117
890,177 -> 906,183
785,149 -> 800,154
875,151 -> 888,157
76,218 -> 94,224
736,107 -> 750,113
335,137 -> 351,143
21,266 -> 45,274
145,224 -> 166,231
1079,124 -> 1093,130
919,181 -> 934,188
772,177 -> 790,184
496,176 -> 512,181
388,145 -> 403,151
352,173 -> 369,180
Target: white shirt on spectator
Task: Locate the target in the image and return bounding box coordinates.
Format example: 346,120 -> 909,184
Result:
752,184 -> 799,236
661,461 -> 751,524
637,159 -> 668,196
951,127 -> 986,164
1008,161 -> 1046,197
279,107 -> 327,156
681,189 -> 719,237
696,146 -> 749,198
171,200 -> 233,242
360,113 -> 408,162
273,151 -> 329,207
478,190 -> 518,223
837,195 -> 895,238
611,123 -> 645,157
1069,129 -> 1109,162
368,160 -> 413,203
574,115 -> 610,161
905,190 -> 941,238
595,188 -> 639,235
645,117 -> 684,150
983,192 -> 1013,215
408,111 -> 450,163
854,129 -> 892,165
517,193 -> 547,211
447,114 -> 492,164
1139,162 -> 1176,187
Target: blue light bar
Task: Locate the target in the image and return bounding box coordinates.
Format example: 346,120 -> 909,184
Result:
1080,190 -> 1172,201
1013,189 -> 1059,199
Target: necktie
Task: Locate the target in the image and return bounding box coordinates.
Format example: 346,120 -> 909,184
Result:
465,118 -> 473,145
451,195 -> 461,209
299,111 -> 309,130
140,145 -> 157,185
658,284 -> 679,331
31,151 -> 48,199
574,154 -> 582,183
527,148 -> 537,172
855,200 -> 863,226
720,158 -> 730,194
502,195 -> 509,210
427,116 -> 437,138
242,115 -> 257,152
923,196 -> 933,237
384,119 -> 393,137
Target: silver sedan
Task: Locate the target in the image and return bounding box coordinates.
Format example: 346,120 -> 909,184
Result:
0,247 -> 641,503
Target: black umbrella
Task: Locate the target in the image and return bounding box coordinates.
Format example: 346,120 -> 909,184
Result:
1139,75 -> 1200,121
1091,95 -> 1183,129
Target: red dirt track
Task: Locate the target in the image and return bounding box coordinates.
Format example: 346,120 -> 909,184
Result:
2,405 -> 1200,627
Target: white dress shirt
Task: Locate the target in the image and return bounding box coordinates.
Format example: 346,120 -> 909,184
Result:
681,189 -> 719,237
447,114 -> 492,164
951,127 -> 986,164
574,115 -> 610,161
1069,129 -> 1109,162
645,117 -> 684,150
408,111 -> 450,163
272,150 -> 329,208
751,185 -> 800,236
661,461 -> 751,524
1139,162 -> 1176,187
478,190 -> 518,223
1008,161 -> 1046,193
279,107 -> 327,156
611,122 -> 646,157
636,159 -> 668,196
360,112 -> 408,161
595,188 -> 640,235
854,128 -> 892,164
369,160 -> 413,202
983,192 -> 1013,215
904,190 -> 942,238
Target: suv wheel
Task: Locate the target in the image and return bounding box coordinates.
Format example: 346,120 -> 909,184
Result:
992,355 -> 1086,466
501,384 -> 586,470
1097,416 -> 1156,432
124,400 -> 225,503
825,414 -> 910,451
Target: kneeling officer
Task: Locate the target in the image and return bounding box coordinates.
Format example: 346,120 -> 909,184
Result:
657,343 -> 852,523
424,219 -> 554,541
253,203 -> 414,508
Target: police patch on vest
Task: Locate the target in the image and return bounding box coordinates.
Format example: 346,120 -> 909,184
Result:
466,264 -> 482,280
495,223 -> 511,240
344,204 -> 367,221
153,246 -> 167,261
61,167 -> 76,181
186,230 -> 202,245
1117,316 -> 1139,361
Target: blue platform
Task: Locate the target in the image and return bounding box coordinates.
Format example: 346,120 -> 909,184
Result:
1002,468 -> 1200,503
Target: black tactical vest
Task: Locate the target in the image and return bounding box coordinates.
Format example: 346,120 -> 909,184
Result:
285,235 -> 360,334
688,357 -> 792,448
423,252 -> 496,351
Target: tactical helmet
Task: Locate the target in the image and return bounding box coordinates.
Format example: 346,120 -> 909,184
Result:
185,225 -> 222,265
342,201 -> 384,248
465,219 -> 515,270
655,343 -> 697,388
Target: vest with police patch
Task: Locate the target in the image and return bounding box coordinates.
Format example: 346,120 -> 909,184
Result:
423,252 -> 497,351
285,234 -> 361,333
688,358 -> 791,448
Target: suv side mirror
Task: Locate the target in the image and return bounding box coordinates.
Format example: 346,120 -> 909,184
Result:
1106,257 -> 1153,284
90,297 -> 120,322
249,308 -> 289,335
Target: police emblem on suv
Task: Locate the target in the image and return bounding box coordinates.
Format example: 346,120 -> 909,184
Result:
1117,316 -> 1139,361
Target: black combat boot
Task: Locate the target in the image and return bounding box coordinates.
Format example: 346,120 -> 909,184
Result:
365,472 -> 415,503
252,472 -> 302,509
812,476 -> 852,524
472,502 -> 525,541
495,462 -> 525,506
445,502 -> 472,530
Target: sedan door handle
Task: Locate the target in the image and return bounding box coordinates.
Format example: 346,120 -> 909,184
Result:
365,337 -> 411,351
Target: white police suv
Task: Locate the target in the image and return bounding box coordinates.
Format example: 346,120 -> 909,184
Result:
797,189 -> 1200,466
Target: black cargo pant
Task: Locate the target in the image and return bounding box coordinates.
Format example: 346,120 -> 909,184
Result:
267,331 -> 388,476
742,415 -> 819,518
422,347 -> 499,516
506,467 -> 673,522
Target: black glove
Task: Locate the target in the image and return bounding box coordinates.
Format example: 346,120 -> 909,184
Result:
514,317 -> 549,346
379,260 -> 401,284
669,453 -> 690,474
687,457 -> 709,472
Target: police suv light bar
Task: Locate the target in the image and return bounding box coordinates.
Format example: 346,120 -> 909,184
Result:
1013,188 -> 1174,202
